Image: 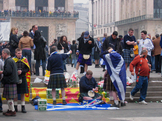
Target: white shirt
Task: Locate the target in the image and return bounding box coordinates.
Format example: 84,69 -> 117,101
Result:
139,38 -> 154,56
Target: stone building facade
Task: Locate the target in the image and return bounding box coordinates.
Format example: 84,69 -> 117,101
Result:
1,0 -> 77,45
89,0 -> 162,39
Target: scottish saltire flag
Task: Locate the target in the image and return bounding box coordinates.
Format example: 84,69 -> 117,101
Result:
103,51 -> 126,101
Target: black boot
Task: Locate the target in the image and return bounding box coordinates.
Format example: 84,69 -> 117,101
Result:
21,105 -> 27,113
14,105 -> 18,112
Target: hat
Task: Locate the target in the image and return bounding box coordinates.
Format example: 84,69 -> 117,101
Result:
84,31 -> 89,38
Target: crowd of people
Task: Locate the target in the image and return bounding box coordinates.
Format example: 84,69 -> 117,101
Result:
0,9 -> 79,18
0,26 -> 162,116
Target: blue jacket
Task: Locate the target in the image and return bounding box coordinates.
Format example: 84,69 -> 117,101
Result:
47,53 -> 69,74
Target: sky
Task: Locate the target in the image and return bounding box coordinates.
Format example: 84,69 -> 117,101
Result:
74,0 -> 89,3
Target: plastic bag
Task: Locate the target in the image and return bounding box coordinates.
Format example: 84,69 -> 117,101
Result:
34,77 -> 42,83
126,77 -> 133,86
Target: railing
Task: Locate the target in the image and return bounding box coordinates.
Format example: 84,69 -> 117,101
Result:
0,10 -> 79,19
115,14 -> 155,26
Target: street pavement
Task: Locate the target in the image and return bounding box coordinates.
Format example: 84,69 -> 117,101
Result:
0,103 -> 162,121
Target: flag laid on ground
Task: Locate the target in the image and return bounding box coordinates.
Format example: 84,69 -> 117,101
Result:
103,51 -> 126,101
35,99 -> 119,111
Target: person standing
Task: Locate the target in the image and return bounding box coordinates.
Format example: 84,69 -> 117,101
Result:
75,31 -> 94,75
138,30 -> 154,64
57,36 -> 69,72
9,27 -> 19,57
152,34 -> 161,73
160,33 -> 162,77
34,30 -> 46,76
0,59 -> 4,113
47,46 -> 72,105
13,48 -> 30,113
123,28 -> 137,69
71,40 -> 77,68
0,48 -> 19,116
18,31 -> 34,70
129,48 -> 151,104
29,25 -> 38,50
94,37 -> 101,68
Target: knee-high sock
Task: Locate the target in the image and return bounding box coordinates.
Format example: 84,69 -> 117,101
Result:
8,100 -> 15,112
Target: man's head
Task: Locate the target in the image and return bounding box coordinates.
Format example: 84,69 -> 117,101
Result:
97,37 -> 100,41
86,70 -> 93,80
50,46 -> 57,53
155,34 -> 159,39
15,48 -> 22,59
141,30 -> 147,40
2,48 -> 10,59
84,31 -> 90,39
141,47 -> 148,57
112,31 -> 118,40
128,28 -> 134,37
32,25 -> 38,33
104,33 -> 107,37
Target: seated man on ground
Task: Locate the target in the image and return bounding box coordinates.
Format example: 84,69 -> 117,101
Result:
79,70 -> 102,102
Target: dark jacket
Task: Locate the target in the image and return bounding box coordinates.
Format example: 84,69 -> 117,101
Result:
29,32 -> 34,39
47,53 -> 69,74
78,36 -> 94,54
103,36 -> 118,51
9,34 -> 19,57
57,42 -> 69,53
1,57 -> 19,84
34,31 -> 46,60
71,44 -> 77,54
79,75 -> 98,93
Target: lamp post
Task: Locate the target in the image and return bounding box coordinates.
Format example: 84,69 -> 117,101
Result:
92,0 -> 94,38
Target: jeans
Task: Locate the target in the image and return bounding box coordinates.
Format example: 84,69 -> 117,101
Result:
22,49 -> 31,70
63,59 -> 67,71
35,60 -> 46,76
161,56 -> 162,76
155,54 -> 161,73
0,94 -> 2,111
131,76 -> 148,101
150,56 -> 155,71
71,54 -> 77,68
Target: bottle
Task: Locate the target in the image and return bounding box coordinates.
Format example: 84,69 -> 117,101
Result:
100,74 -> 102,81
30,83 -> 32,88
70,79 -> 72,87
73,81 -> 76,88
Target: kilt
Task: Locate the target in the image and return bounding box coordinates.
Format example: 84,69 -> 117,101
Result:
104,74 -> 116,91
3,84 -> 17,99
77,54 -> 92,65
48,74 -> 67,89
94,52 -> 100,60
17,76 -> 29,94
123,49 -> 134,64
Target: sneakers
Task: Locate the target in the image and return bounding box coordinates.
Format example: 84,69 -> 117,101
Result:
111,103 -> 119,108
63,100 -> 67,105
139,100 -> 147,105
129,93 -> 133,100
53,100 -> 57,105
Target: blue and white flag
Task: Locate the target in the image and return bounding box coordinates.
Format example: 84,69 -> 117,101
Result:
103,51 -> 126,101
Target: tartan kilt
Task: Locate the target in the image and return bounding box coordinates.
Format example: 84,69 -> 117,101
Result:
123,49 -> 134,64
104,74 -> 116,91
17,76 -> 29,94
3,84 -> 17,99
48,74 -> 67,89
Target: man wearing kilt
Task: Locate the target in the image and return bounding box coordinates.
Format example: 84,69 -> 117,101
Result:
123,28 -> 137,69
0,48 -> 19,116
13,48 -> 30,113
47,46 -> 72,105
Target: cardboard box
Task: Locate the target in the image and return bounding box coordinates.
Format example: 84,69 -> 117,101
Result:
38,99 -> 47,105
38,105 -> 47,111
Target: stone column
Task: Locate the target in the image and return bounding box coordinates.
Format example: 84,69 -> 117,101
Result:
146,0 -> 153,17
3,0 -> 9,10
65,0 -> 73,13
48,0 -> 55,12
9,0 -> 15,11
29,0 -> 35,11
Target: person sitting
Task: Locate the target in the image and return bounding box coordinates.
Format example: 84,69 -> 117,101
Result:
79,70 -> 102,102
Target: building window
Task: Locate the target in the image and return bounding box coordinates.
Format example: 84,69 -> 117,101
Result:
15,0 -> 28,11
107,28 -> 109,33
154,0 -> 162,18
55,0 -> 65,11
35,0 -> 48,11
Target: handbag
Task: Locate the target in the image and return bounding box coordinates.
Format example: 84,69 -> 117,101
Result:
83,54 -> 90,60
10,39 -> 17,47
57,43 -> 64,54
130,49 -> 135,58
